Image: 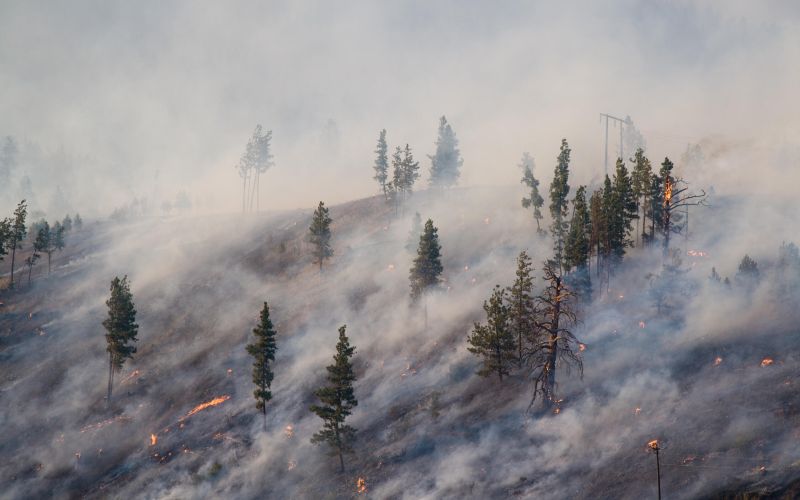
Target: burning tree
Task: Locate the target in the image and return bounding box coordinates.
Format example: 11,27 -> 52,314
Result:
309,201 -> 333,270
527,261 -> 583,409
103,276 -> 139,404
657,157 -> 707,256
246,302 -> 278,430
310,325 -> 358,473
519,152 -> 545,235
467,285 -> 516,381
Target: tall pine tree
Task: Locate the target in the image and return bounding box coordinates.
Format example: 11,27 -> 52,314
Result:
8,200 -> 27,288
103,276 -> 139,404
506,251 -> 537,366
246,302 -> 278,430
519,153 -> 545,235
309,201 -> 333,270
564,186 -> 592,299
467,286 -> 516,381
310,325 -> 358,472
373,129 -> 389,197
410,219 -> 444,327
630,148 -> 652,246
549,140 -> 571,271
428,116 -> 463,189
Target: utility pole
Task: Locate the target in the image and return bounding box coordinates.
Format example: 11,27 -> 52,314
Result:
600,113 -> 625,176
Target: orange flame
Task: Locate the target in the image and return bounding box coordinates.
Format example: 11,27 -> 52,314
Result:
634,407 -> 641,416
648,439 -> 659,450
285,425 -> 294,438
761,358 -> 774,367
578,343 -> 586,352
183,395 -> 231,419
119,369 -> 141,385
150,434 -> 157,446
356,477 -> 367,494
714,356 -> 723,366
664,178 -> 672,206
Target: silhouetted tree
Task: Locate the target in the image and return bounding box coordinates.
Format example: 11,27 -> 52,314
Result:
310,325 -> 358,472
246,302 -> 278,430
630,148 -> 653,246
103,276 -> 139,403
74,213 -> 83,230
8,200 -> 27,288
467,286 -> 516,381
62,214 -> 73,233
237,125 -> 274,213
309,201 -> 333,270
736,254 -> 760,287
35,221 -> 52,274
410,219 -> 443,326
520,152 -> 545,235
373,129 -> 390,197
506,251 -> 537,366
0,217 -> 10,262
428,116 -> 462,188
564,186 -> 592,299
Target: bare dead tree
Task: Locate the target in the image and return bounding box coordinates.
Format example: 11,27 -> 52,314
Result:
526,260 -> 583,410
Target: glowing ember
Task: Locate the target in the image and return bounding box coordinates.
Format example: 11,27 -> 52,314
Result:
618,294 -> 624,299
464,265 -> 469,271
648,439 -> 659,450
483,217 -> 490,224
119,369 -> 141,385
761,358 -> 774,367
714,356 -> 723,366
664,177 -> 672,205
687,250 -> 708,257
150,434 -> 157,446
578,343 -> 586,352
387,264 -> 395,271
356,477 -> 367,494
287,460 -> 297,471
284,425 -> 294,438
226,368 -> 232,375
182,395 -> 231,419
553,408 -> 561,415
639,321 -> 646,329
634,407 -> 641,416
80,415 -> 130,433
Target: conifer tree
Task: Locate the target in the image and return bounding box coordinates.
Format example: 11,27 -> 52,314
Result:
373,129 -> 389,197
656,157 -> 707,256
103,276 -> 139,403
506,251 -> 536,366
630,148 -> 653,246
549,140 -> 571,271
428,116 -> 463,188
528,261 -> 583,409
589,188 -> 606,279
237,125 -> 274,213
74,213 -> 83,230
52,221 -> 65,253
564,186 -> 592,299
62,214 -> 73,233
8,200 -> 27,288
310,325 -> 358,473
607,158 -> 638,267
736,254 -> 760,287
35,221 -> 51,275
644,172 -> 663,246
309,201 -> 333,270
401,144 -> 420,196
0,217 -> 11,263
467,286 -> 516,381
246,302 -> 278,430
409,219 -> 443,301
519,153 -> 545,234
390,146 -> 403,212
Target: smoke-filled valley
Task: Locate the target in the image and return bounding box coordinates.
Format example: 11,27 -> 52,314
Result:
2,2 -> 800,499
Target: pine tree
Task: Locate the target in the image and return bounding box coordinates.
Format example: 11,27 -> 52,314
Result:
103,276 -> 139,404
736,254 -> 760,287
237,125 -> 274,213
428,116 -> 463,189
373,129 -> 390,197
549,139 -> 571,271
74,213 -> 83,230
564,186 -> 592,300
630,148 -> 652,246
310,325 -> 358,473
246,302 -> 278,430
506,251 -> 536,366
62,214 -> 73,233
390,146 -> 403,212
309,201 -> 333,270
607,158 -> 638,267
401,144 -> 420,196
52,221 -> 65,253
644,172 -> 663,246
0,217 -> 11,263
409,219 -> 443,301
35,221 -> 52,275
528,261 -> 583,409
589,188 -> 606,280
519,153 -> 545,234
8,200 -> 27,288
467,286 -> 516,381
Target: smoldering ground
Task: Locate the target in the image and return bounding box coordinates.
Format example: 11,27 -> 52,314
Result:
1,164 -> 800,499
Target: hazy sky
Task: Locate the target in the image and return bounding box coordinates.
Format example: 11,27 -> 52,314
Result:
1,1 -> 798,213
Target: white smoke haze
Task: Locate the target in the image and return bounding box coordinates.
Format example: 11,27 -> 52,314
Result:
1,1 -> 800,499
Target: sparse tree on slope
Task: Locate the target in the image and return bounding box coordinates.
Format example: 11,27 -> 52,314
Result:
309,201 -> 333,270
549,140 -> 571,271
62,214 -> 73,233
520,153 -> 545,235
467,285 -> 516,381
311,325 -> 358,473
0,217 -> 11,263
507,251 -> 537,366
428,116 -> 463,189
35,221 -> 52,274
74,213 -> 83,230
52,221 -> 65,254
246,302 -> 278,430
103,276 -> 139,404
373,129 -> 390,197
736,254 -> 760,287
528,261 -> 583,409
410,219 -> 444,327
8,200 -> 28,288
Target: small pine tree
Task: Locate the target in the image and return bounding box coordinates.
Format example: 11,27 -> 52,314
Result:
246,302 -> 278,430
736,254 -> 760,287
401,144 -> 420,196
507,251 -> 536,366
519,153 -> 545,234
409,219 -> 443,301
62,214 -> 73,232
0,217 -> 11,263
373,129 -> 390,197
34,221 -> 51,276
103,276 -> 139,403
74,213 -> 83,230
8,200 -> 28,288
467,285 -> 517,381
390,146 -> 403,212
428,116 -> 463,189
309,201 -> 333,270
549,140 -> 571,271
310,325 -> 358,473
52,221 -> 65,253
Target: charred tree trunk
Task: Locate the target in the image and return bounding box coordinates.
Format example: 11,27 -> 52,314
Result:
107,353 -> 114,404
334,425 -> 345,472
